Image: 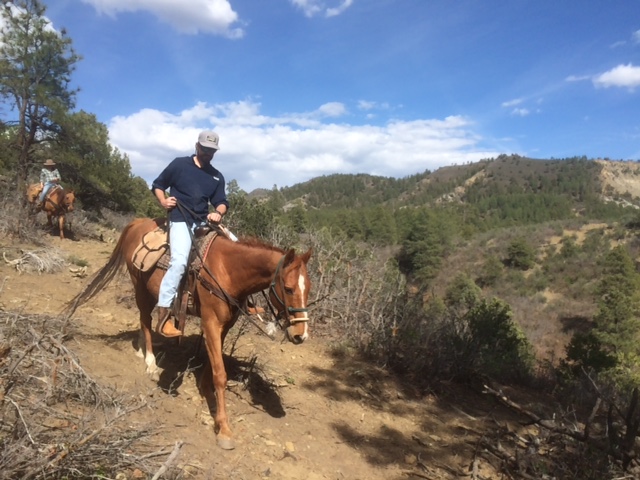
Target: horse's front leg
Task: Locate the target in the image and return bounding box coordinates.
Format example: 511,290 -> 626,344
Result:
46,212 -> 53,228
201,317 -> 235,450
58,214 -> 65,239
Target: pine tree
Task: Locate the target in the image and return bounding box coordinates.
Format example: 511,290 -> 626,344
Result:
0,0 -> 80,185
593,246 -> 640,358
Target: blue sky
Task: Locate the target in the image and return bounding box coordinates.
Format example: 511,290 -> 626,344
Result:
37,0 -> 640,192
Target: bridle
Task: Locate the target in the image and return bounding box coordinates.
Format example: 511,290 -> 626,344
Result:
268,254 -> 309,328
45,187 -> 73,213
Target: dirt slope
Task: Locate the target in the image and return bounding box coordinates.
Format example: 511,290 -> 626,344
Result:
0,233 -> 541,480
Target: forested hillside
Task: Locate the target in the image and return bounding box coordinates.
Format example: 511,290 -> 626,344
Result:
269,154 -> 636,247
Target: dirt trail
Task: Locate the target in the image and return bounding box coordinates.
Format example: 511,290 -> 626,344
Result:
0,233 -> 521,480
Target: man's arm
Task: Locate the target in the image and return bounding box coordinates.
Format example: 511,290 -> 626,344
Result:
154,187 -> 176,211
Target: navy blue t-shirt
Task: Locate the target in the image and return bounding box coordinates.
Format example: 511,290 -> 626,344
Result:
151,155 -> 229,226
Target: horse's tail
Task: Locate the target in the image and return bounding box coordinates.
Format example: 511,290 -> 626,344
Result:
62,221 -> 136,318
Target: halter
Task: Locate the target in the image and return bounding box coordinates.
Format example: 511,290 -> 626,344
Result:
269,254 -> 309,325
45,186 -> 73,213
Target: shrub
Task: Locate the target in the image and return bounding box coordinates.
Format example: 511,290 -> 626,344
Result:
505,237 -> 536,270
463,298 -> 535,382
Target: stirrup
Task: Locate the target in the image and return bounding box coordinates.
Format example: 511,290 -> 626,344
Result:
156,309 -> 182,338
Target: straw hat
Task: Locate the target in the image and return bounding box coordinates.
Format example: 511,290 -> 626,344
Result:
43,159 -> 56,166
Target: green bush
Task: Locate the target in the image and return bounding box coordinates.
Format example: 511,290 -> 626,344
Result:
505,237 -> 536,270
464,298 -> 535,382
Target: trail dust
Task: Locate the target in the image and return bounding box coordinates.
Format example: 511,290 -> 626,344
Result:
0,231 -> 529,480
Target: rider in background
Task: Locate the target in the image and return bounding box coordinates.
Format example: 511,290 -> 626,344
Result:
151,130 -> 229,337
37,158 -> 62,208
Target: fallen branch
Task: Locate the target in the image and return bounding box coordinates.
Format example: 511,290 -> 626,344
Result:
483,384 -> 637,468
151,441 -> 184,480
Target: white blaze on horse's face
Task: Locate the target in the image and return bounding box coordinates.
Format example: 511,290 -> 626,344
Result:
296,273 -> 309,341
284,268 -> 310,345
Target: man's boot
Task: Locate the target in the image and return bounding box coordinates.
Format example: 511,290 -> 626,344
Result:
156,306 -> 182,337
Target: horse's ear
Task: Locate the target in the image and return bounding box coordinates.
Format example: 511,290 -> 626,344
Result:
283,248 -> 295,265
301,248 -> 312,264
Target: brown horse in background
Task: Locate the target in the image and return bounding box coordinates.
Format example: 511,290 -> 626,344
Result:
27,183 -> 76,239
65,217 -> 313,449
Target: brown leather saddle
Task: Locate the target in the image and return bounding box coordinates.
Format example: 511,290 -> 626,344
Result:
132,223 -> 224,336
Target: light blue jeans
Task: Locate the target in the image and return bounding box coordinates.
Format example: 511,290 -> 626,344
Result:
39,182 -> 54,202
157,221 -> 198,308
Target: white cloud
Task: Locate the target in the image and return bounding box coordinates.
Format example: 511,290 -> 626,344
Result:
593,63 -> 640,89
326,0 -> 353,18
358,100 -> 376,110
501,98 -> 522,108
107,101 -> 500,192
633,29 -> 640,44
290,0 -> 354,18
80,0 -> 244,37
357,100 -> 390,112
316,102 -> 347,117
0,3 -> 57,35
501,99 -> 536,116
565,74 -> 590,82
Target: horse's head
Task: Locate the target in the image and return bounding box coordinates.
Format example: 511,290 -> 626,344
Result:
26,183 -> 41,203
270,248 -> 313,344
63,191 -> 75,212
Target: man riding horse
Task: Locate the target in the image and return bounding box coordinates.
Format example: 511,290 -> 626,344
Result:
151,130 -> 228,337
26,158 -> 76,239
36,158 -> 62,210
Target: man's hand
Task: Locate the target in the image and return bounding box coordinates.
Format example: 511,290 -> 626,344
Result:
207,211 -> 223,223
161,196 -> 177,211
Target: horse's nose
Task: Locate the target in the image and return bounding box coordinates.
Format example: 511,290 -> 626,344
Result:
286,324 -> 308,344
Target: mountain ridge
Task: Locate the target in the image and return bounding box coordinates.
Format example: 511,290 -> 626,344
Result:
255,156 -> 640,211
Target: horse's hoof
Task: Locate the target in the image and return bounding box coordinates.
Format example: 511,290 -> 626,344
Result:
146,368 -> 160,382
217,435 -> 236,450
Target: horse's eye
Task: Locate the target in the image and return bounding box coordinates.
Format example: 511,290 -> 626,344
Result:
284,287 -> 294,295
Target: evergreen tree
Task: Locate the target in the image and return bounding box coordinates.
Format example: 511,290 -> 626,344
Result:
593,246 -> 640,357
444,272 -> 482,316
0,0 -> 80,185
477,254 -> 503,287
266,184 -> 285,212
506,237 -> 536,270
399,208 -> 453,282
225,180 -> 276,238
563,246 -> 640,386
54,110 -> 152,214
464,298 -> 534,381
286,204 -> 308,234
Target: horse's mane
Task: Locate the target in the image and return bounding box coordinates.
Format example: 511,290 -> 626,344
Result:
236,236 -> 285,253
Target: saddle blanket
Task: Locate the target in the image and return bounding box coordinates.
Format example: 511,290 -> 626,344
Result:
131,226 -> 220,273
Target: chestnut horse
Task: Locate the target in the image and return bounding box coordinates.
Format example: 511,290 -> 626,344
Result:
27,184 -> 76,239
65,218 -> 312,449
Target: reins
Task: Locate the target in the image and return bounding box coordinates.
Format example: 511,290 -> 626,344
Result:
171,200 -> 308,333
174,201 -> 243,310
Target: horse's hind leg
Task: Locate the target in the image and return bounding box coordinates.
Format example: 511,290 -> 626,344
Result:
133,283 -> 160,381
